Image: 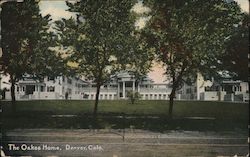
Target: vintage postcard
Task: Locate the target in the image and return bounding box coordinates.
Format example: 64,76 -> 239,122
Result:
0,0 -> 249,156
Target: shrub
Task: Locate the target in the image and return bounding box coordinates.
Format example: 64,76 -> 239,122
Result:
127,90 -> 141,104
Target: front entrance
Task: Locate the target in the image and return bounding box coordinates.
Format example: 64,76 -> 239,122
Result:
118,81 -> 136,99
25,85 -> 35,95
224,85 -> 234,94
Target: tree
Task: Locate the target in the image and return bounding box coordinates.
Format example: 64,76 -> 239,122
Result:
142,0 -> 244,117
55,0 -> 153,118
219,13 -> 249,81
1,0 -> 67,111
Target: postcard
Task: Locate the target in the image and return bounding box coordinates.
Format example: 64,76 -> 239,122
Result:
0,0 -> 249,156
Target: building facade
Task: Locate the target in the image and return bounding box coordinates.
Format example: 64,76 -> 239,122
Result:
4,72 -> 249,102
178,73 -> 249,102
5,72 -> 172,100
5,75 -> 88,100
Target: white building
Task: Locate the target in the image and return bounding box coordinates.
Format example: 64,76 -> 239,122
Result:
3,72 -> 249,102
178,73 -> 249,102
5,75 -> 88,100
4,72 -> 171,100
83,72 -> 172,100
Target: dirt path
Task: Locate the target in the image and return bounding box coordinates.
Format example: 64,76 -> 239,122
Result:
1,129 -> 249,157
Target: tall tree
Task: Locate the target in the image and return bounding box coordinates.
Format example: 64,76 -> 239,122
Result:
142,0 -> 244,117
219,13 -> 249,81
55,0 -> 153,118
1,0 -> 66,111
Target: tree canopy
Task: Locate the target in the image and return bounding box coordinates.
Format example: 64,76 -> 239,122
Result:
219,13 -> 249,81
0,0 -> 67,107
55,0 -> 153,117
142,0 -> 244,117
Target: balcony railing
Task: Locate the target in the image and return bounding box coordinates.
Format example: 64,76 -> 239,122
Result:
139,88 -> 171,93
82,87 -> 171,93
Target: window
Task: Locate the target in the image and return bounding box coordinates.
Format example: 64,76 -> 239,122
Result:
82,84 -> 88,88
68,88 -> 72,94
177,91 -> 182,94
111,84 -> 118,88
67,78 -> 72,84
47,77 -> 55,81
47,86 -> 55,92
83,94 -> 89,99
186,88 -> 191,94
205,86 -> 210,91
40,86 -> 44,92
194,88 -> 197,93
17,87 -> 19,92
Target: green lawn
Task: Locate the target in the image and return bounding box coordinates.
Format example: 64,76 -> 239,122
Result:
1,100 -> 249,131
2,100 -> 249,118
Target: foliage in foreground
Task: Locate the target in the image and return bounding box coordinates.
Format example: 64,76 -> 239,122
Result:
142,0 -> 245,117
55,0 -> 153,117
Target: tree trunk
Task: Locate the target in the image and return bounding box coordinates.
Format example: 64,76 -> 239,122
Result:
168,67 -> 185,118
10,75 -> 16,113
169,85 -> 176,118
93,83 -> 101,118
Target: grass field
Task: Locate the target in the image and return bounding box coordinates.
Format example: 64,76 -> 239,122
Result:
1,100 -> 249,131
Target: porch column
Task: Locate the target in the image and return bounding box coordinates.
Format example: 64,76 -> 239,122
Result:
132,81 -> 135,92
196,83 -> 200,100
123,81 -> 126,98
117,82 -> 120,99
177,94 -> 181,100
231,93 -> 234,102
38,85 -> 41,99
137,83 -> 140,92
232,85 -> 235,92
218,86 -> 222,101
